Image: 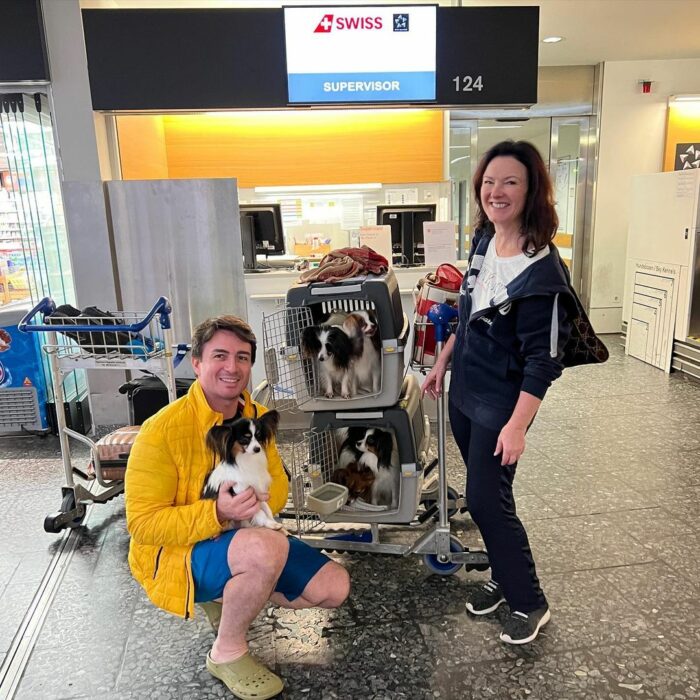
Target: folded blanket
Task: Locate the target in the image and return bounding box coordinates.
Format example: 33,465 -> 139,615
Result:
298,246 -> 388,283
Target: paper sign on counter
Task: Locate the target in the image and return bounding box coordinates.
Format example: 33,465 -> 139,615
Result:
359,225 -> 393,266
423,221 -> 457,266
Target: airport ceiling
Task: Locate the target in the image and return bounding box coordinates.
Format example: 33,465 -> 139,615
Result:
80,0 -> 700,67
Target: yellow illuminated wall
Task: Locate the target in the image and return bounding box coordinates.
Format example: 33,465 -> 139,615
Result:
116,110 -> 444,187
663,100 -> 700,171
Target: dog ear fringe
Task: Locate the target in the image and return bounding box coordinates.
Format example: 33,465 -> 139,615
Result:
301,326 -> 321,356
260,409 -> 280,435
206,425 -> 232,462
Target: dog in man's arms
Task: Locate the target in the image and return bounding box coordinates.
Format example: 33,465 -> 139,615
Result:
202,410 -> 284,530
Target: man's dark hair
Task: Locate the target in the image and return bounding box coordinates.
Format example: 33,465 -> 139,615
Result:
191,315 -> 257,363
473,139 -> 559,256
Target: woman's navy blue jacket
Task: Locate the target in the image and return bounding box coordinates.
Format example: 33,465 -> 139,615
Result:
449,228 -> 574,431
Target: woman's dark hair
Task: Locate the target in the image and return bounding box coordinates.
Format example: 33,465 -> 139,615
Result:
473,140 -> 559,255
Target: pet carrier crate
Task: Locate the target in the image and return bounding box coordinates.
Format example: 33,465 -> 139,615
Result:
288,375 -> 433,526
282,304 -> 490,577
263,269 -> 409,412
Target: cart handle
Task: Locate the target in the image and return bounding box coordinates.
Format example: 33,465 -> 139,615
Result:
18,297 -> 57,331
427,303 -> 458,342
18,296 -> 173,333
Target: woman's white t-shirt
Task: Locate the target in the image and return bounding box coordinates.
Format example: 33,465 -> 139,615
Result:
470,238 -> 550,317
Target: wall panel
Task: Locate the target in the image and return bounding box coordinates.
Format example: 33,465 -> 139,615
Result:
118,110 -> 444,187
117,115 -> 169,180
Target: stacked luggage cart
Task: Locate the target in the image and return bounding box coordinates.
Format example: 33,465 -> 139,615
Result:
262,269 -> 489,575
19,297 -> 178,533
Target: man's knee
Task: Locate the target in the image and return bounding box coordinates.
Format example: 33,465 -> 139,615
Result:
308,561 -> 350,608
327,563 -> 351,607
228,528 -> 288,579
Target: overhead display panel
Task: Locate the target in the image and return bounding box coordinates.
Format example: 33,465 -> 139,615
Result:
82,6 -> 537,110
284,5 -> 437,104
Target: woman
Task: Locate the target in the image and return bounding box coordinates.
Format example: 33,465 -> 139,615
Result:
422,140 -> 573,645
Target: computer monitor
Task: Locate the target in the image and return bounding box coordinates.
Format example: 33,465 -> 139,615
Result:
239,204 -> 285,271
376,204 -> 437,266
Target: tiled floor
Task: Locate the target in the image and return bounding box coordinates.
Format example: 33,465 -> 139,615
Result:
1,335 -> 699,699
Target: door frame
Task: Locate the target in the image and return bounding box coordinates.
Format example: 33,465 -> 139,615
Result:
550,116 -> 592,293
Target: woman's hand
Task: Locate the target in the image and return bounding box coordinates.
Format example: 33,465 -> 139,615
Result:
494,423 -> 527,466
421,360 -> 447,400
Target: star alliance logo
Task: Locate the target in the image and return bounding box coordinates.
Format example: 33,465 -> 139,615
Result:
393,13 -> 409,31
675,143 -> 700,170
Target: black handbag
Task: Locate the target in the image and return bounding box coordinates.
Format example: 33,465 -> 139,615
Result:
557,258 -> 609,368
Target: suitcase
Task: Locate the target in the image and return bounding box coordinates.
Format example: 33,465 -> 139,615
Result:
118,375 -> 194,425
88,425 -> 141,481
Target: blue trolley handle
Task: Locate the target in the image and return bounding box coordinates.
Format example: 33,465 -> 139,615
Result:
427,303 -> 458,343
18,297 -> 56,331
19,296 -> 173,334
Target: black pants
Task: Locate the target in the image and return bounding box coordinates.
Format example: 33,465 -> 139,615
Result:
449,401 -> 547,613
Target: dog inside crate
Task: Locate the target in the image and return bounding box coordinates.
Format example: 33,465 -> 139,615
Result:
299,300 -> 383,400
329,425 -> 400,509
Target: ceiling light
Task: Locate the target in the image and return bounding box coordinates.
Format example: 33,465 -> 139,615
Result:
542,36 -> 563,43
255,183 -> 382,193
670,94 -> 700,103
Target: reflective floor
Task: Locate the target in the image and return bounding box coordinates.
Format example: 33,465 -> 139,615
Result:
1,336 -> 698,699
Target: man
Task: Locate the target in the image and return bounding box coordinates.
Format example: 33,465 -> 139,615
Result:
125,315 -> 350,699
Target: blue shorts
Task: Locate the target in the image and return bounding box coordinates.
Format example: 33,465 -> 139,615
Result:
191,530 -> 331,603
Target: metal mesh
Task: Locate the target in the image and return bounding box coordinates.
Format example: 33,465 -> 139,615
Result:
262,306 -> 316,411
289,428 -> 339,533
42,310 -> 169,365
263,301 -> 384,410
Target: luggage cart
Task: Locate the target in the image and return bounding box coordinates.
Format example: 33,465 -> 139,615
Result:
19,297 -> 177,533
282,302 -> 489,576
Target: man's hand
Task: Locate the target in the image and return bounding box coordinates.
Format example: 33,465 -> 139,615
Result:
216,484 -> 261,524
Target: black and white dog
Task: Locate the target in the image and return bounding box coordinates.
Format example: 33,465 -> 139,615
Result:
202,410 -> 283,530
342,311 -> 381,395
335,425 -> 369,469
335,426 -> 398,507
301,324 -> 356,399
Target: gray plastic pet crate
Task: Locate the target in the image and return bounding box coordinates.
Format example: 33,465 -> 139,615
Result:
262,269 -> 409,413
290,375 -> 432,525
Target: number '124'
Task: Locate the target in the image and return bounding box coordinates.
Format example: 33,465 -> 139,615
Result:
452,75 -> 484,91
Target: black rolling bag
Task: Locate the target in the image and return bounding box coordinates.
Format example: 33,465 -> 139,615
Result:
118,375 -> 194,425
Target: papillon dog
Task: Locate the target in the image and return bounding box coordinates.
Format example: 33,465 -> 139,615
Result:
301,324 -> 356,399
342,311 -> 381,395
331,461 -> 375,504
202,410 -> 283,531
356,427 -> 399,508
335,426 -> 368,470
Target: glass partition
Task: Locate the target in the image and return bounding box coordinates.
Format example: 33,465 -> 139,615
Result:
0,92 -> 83,402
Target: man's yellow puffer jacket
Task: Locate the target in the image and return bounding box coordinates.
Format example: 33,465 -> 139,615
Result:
124,380 -> 288,619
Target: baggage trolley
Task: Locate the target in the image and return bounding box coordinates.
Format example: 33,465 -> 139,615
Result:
281,302 -> 489,576
19,297 -> 178,533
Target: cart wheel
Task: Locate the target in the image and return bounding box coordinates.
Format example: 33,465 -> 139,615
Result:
43,490 -> 86,533
43,513 -> 64,533
423,535 -> 464,576
60,489 -> 86,525
422,486 -> 461,520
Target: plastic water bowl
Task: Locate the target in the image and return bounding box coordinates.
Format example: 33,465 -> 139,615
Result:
306,482 -> 349,515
